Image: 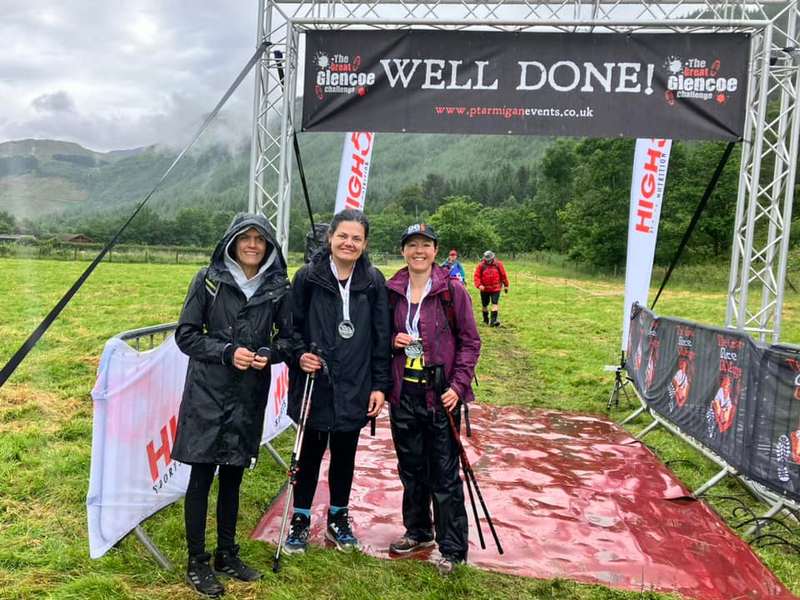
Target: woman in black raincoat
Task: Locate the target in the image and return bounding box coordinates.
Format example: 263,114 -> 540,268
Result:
173,213 -> 292,598
283,209 -> 392,554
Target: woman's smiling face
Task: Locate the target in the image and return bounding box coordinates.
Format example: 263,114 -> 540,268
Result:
329,219 -> 367,265
402,235 -> 437,273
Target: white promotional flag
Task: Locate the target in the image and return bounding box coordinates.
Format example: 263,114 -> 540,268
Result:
621,138 -> 672,351
87,336 -> 190,558
334,132 -> 375,213
88,336 -> 292,559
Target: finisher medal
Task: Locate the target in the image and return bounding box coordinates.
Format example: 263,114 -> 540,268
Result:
404,339 -> 423,358
330,258 -> 356,341
338,320 -> 355,339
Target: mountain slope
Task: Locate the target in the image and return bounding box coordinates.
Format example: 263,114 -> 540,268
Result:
0,134 -> 551,221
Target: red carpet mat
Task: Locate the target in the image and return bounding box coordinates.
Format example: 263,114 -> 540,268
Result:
252,406 -> 795,600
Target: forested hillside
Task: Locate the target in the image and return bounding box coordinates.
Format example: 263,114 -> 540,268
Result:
1,135 -> 796,264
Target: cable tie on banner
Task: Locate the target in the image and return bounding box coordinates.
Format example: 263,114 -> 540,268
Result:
0,41 -> 269,390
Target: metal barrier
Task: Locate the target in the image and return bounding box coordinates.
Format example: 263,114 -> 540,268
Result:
618,306 -> 800,544
108,322 -> 292,569
621,395 -> 800,542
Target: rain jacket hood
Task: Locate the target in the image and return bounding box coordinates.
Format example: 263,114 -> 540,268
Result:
210,213 -> 286,290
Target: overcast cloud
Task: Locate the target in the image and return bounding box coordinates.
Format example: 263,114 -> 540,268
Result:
0,1 -> 260,152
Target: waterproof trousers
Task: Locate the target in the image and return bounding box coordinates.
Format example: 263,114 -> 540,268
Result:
389,385 -> 468,561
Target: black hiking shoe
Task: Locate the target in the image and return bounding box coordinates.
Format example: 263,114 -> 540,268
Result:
388,534 -> 435,555
284,513 -> 311,554
326,508 -> 361,551
186,553 -> 225,598
214,544 -> 262,581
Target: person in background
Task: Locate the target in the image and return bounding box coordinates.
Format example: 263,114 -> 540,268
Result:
173,213 -> 293,598
440,248 -> 466,284
386,223 -> 481,576
473,250 -> 510,327
283,208 -> 392,554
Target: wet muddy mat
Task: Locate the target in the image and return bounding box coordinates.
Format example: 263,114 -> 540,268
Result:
252,406 -> 795,600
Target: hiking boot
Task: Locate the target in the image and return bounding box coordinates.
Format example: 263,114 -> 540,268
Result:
482,312 -> 489,324
214,544 -> 262,581
186,553 -> 225,598
283,513 -> 311,554
436,556 -> 463,577
326,508 -> 361,551
389,534 -> 435,555
490,312 -> 499,327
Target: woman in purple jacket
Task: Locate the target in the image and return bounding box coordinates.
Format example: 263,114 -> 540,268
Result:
385,223 -> 481,576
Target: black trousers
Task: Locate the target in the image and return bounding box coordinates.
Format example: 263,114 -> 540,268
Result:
184,463 -> 245,557
390,387 -> 468,561
293,428 -> 361,510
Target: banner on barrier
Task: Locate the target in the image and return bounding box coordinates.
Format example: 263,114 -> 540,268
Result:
750,346 -> 800,499
302,30 -> 750,140
621,138 -> 672,350
626,306 -> 800,502
335,132 -> 375,213
87,336 -> 291,559
87,337 -> 190,559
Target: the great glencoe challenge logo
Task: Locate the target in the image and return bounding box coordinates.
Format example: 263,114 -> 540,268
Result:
313,51 -> 375,100
663,55 -> 740,106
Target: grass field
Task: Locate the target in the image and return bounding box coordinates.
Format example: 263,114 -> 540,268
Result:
0,256 -> 797,600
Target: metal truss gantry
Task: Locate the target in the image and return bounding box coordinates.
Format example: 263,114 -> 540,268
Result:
248,0 -> 800,343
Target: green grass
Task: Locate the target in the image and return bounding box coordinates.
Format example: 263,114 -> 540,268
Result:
0,256 -> 797,600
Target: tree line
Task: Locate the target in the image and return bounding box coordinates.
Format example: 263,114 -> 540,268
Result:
295,138 -> 781,266
5,137 -> 796,265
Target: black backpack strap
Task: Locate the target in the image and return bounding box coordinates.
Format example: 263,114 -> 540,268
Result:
440,278 -> 458,335
439,278 -> 473,437
201,268 -> 222,313
203,271 -> 218,299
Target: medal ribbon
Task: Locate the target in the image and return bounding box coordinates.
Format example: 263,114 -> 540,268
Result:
330,258 -> 354,324
405,278 -> 432,340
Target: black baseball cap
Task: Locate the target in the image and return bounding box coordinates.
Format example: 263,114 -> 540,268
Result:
400,223 -> 438,247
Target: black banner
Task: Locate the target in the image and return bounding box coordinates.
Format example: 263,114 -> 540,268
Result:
302,30 -> 750,140
749,346 -> 800,499
626,307 -> 800,503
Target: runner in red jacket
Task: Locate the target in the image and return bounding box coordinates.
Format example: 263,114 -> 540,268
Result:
473,250 -> 509,327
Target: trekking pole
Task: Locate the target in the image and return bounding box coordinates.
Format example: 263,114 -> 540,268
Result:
272,345 -> 321,573
445,408 -> 504,555
444,408 -> 485,550
457,420 -> 486,550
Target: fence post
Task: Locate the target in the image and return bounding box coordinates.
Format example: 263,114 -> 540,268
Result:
175,249 -> 179,264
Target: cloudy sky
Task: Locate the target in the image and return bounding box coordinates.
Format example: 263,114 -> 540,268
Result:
0,2 -> 261,152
